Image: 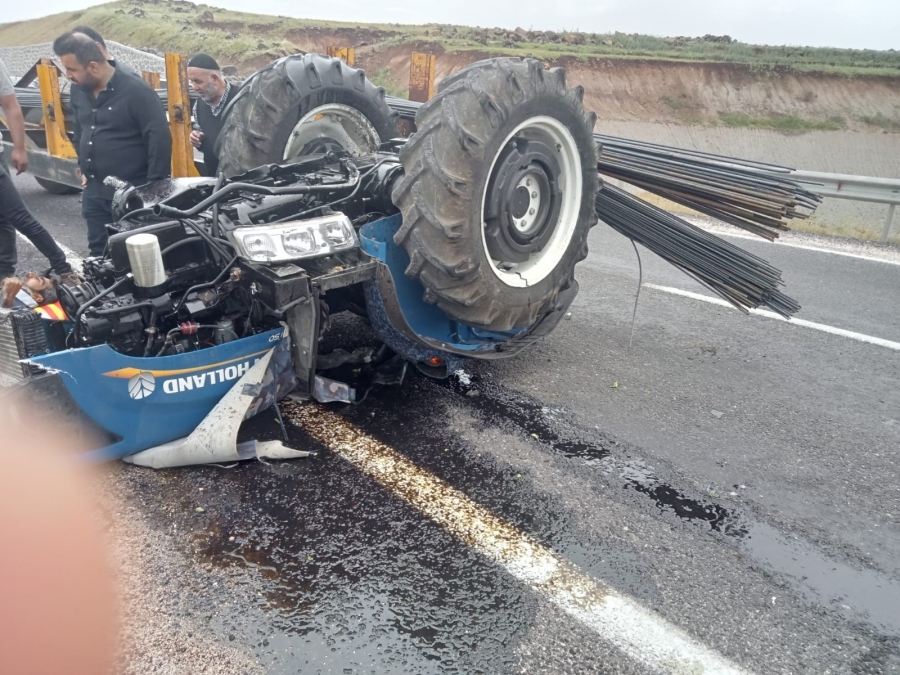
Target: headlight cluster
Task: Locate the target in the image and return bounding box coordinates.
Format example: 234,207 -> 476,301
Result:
229,214 -> 358,263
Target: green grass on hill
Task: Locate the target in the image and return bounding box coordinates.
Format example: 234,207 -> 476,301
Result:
717,112 -> 846,132
1,0 -> 899,78
368,68 -> 407,99
859,113 -> 900,131
450,41 -> 900,77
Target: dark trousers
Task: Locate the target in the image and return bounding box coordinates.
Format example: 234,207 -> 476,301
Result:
81,189 -> 113,257
0,154 -> 71,279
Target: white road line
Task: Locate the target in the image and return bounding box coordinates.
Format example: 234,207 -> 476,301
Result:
688,224 -> 900,267
286,402 -> 752,675
644,283 -> 900,351
15,232 -> 84,270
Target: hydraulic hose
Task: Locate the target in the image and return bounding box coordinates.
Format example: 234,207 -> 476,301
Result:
172,254 -> 240,314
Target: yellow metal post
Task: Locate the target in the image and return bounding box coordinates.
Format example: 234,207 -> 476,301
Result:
165,53 -> 199,178
36,63 -> 77,159
142,70 -> 161,89
409,53 -> 436,103
326,46 -> 356,66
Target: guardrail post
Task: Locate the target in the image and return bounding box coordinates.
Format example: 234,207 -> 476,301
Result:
409,52 -> 436,103
882,204 -> 896,243
36,63 -> 77,159
165,53 -> 200,178
142,70 -> 161,89
326,46 -> 355,66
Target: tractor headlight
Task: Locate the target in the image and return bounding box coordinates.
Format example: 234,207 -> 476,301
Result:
282,229 -> 315,255
243,233 -> 277,260
229,213 -> 358,263
322,219 -> 354,247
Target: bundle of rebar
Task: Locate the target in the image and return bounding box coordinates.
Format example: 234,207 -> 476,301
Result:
594,135 -> 821,241
14,86 -> 182,115
596,183 -> 800,316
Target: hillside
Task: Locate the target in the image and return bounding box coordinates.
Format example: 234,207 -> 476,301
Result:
1,0 -> 899,133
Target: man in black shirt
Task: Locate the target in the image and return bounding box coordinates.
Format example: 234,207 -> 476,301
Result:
187,54 -> 237,177
53,32 -> 171,256
68,27 -> 142,131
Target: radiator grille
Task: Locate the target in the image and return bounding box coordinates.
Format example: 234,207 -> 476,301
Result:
0,309 -> 49,380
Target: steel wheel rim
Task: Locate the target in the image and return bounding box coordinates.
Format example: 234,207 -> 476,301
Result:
480,116 -> 583,288
283,103 -> 381,161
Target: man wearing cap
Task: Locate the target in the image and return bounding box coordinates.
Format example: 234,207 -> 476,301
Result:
53,31 -> 171,256
187,54 -> 237,177
0,57 -> 78,285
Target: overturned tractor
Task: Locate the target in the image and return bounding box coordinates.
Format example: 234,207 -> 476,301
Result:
0,55 -> 818,465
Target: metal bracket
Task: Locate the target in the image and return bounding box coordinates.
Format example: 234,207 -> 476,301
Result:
164,53 -> 200,178
36,63 -> 77,160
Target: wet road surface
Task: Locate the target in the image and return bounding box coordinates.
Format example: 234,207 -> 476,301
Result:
10,173 -> 900,673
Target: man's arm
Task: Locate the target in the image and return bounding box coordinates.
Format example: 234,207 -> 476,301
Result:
70,89 -> 83,157
133,86 -> 172,181
69,89 -> 88,187
0,93 -> 29,175
189,99 -> 204,150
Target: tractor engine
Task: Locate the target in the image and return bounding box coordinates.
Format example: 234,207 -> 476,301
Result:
56,152 -> 403,359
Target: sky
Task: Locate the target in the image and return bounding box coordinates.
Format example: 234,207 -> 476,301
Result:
3,0 -> 899,51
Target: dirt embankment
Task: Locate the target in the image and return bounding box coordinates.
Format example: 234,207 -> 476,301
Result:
565,59 -> 899,127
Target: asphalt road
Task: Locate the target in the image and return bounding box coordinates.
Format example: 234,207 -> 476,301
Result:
9,171 -> 900,674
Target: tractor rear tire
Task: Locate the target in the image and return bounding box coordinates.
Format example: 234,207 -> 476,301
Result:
391,58 -> 599,332
216,54 -> 399,178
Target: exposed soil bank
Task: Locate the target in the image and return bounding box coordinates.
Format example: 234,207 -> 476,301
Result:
360,49 -> 900,130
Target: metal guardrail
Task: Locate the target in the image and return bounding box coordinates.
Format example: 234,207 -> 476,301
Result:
789,170 -> 900,243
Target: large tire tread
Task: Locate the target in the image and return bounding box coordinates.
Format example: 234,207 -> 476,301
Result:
392,57 -> 599,331
217,54 -> 399,178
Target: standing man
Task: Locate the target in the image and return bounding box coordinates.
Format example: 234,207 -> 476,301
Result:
68,24 -> 144,144
52,32 -> 171,257
187,54 -> 236,177
0,58 -> 77,283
